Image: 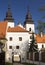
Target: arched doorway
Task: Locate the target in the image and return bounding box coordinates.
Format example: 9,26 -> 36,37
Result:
12,54 -> 21,62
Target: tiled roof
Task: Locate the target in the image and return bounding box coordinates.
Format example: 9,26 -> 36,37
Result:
0,21 -> 7,38
36,34 -> 45,43
8,26 -> 28,32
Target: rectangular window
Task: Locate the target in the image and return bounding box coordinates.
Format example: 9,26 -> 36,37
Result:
16,46 -> 19,49
19,37 -> 22,41
9,46 -> 12,49
9,37 -> 12,41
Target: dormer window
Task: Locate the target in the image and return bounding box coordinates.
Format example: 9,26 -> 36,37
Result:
29,28 -> 31,31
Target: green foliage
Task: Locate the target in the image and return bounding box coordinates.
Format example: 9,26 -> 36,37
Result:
24,63 -> 36,65
37,5 -> 45,33
42,15 -> 45,18
5,62 -> 37,65
5,62 -> 12,65
39,5 -> 45,11
29,33 -> 38,52
36,20 -> 45,34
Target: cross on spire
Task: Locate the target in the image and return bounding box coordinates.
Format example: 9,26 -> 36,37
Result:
27,5 -> 30,13
24,6 -> 34,25
8,0 -> 11,10
26,6 -> 32,20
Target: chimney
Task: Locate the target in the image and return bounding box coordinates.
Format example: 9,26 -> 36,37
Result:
41,32 -> 43,37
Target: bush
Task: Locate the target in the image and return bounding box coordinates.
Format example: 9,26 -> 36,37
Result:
24,63 -> 37,65
5,62 -> 12,65
5,62 -> 37,65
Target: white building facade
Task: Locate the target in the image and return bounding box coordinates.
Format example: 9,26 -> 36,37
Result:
6,29 -> 29,62
4,6 -> 35,62
0,5 -> 45,63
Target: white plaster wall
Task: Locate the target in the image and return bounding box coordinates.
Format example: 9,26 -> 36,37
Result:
37,43 -> 45,50
18,24 -> 24,28
26,24 -> 35,33
28,33 -> 32,48
44,44 -> 45,48
29,34 -> 32,43
6,32 -> 29,62
8,22 -> 14,27
6,32 -> 29,50
7,32 -> 29,50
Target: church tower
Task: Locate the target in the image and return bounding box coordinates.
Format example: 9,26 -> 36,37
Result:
4,5 -> 14,27
24,7 -> 35,33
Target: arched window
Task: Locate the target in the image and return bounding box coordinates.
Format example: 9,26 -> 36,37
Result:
29,28 -> 31,31
42,44 -> 44,48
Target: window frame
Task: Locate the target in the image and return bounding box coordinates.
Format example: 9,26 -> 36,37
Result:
29,28 -> 31,31
16,46 -> 19,49
19,37 -> 22,41
42,44 -> 44,48
9,37 -> 12,41
9,46 -> 12,49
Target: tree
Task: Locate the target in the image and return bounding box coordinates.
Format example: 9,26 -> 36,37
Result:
0,41 -> 5,52
36,20 -> 45,34
0,37 -> 7,52
39,5 -> 45,18
36,5 -> 45,34
29,33 -> 38,52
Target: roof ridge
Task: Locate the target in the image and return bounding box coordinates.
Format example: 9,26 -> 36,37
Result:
8,25 -> 29,32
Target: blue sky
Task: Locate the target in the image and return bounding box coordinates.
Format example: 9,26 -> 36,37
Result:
0,0 -> 45,33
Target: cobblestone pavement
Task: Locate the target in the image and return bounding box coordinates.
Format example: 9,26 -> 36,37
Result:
13,63 -> 24,65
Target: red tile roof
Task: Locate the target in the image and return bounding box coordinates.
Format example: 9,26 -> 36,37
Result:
36,34 -> 45,43
0,21 -> 7,38
7,26 -> 28,32
0,21 -> 45,43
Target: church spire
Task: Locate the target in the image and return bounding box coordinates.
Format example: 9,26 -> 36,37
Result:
26,6 -> 32,20
24,6 -> 35,33
24,6 -> 34,24
4,2 -> 14,22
